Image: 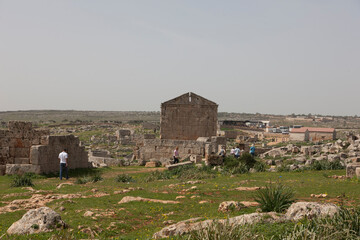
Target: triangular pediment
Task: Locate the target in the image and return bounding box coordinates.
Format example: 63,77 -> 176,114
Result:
162,92 -> 217,106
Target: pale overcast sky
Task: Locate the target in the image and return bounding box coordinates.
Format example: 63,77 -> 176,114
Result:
0,1 -> 359,115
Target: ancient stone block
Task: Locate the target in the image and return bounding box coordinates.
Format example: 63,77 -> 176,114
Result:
14,158 -> 30,164
346,163 -> 360,178
14,148 -> 30,158
145,161 -> 158,168
5,164 -> 41,175
190,155 -> 202,164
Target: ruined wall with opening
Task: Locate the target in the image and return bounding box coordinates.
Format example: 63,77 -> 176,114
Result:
160,92 -> 218,140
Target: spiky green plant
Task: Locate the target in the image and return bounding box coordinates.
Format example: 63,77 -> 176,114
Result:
254,183 -> 295,213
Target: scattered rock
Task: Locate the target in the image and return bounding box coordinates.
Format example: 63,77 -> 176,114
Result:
235,187 -> 262,191
83,211 -> 95,217
218,201 -> 245,212
118,196 -> 180,204
285,202 -> 339,221
176,196 -> 186,200
58,206 -> 65,212
199,201 -> 208,204
310,194 -> 327,198
239,201 -> 260,207
7,207 -> 66,235
56,183 -> 74,189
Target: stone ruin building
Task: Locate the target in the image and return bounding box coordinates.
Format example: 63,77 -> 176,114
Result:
0,121 -> 89,175
160,92 -> 218,140
135,92 -> 225,165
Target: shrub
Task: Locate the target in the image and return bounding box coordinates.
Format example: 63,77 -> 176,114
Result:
229,162 -> 249,174
254,183 -> 295,213
75,176 -> 92,184
115,174 -> 134,183
223,156 -> 240,169
253,161 -> 267,172
277,164 -> 290,172
309,160 -> 344,171
91,173 -> 103,182
11,173 -> 34,187
239,153 -> 257,168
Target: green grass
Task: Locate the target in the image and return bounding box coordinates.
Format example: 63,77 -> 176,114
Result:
0,167 -> 360,239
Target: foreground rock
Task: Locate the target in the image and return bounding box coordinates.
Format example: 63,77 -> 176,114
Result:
153,201 -> 340,239
152,212 -> 281,239
118,196 -> 180,204
285,202 -> 339,221
7,207 -> 66,235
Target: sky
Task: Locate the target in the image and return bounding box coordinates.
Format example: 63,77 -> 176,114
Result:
0,1 -> 359,116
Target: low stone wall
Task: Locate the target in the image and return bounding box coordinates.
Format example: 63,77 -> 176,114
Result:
137,136 -> 226,163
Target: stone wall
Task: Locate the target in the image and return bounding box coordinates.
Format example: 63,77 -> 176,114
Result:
309,132 -> 336,142
160,92 -> 218,140
0,121 -> 89,175
136,136 -> 226,163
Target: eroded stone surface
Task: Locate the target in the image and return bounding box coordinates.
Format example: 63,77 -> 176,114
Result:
7,207 -> 66,235
118,196 -> 180,204
285,202 -> 339,221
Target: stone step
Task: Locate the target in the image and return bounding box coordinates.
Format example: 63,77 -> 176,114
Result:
14,158 -> 30,164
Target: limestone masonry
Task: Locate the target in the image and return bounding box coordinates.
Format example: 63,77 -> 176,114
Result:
0,121 -> 89,175
160,92 -> 218,140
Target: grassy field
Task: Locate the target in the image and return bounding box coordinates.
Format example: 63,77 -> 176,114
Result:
0,167 -> 359,239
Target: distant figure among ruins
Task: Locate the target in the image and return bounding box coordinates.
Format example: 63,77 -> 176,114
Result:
173,147 -> 179,164
250,144 -> 256,157
58,149 -> 68,180
234,146 -> 241,158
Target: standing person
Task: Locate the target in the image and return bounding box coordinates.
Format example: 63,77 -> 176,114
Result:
234,146 -> 241,159
58,149 -> 68,180
230,147 -> 235,156
218,146 -> 226,157
250,144 -> 256,157
173,147 -> 179,164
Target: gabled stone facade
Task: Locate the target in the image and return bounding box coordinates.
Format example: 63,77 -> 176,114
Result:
160,92 -> 218,140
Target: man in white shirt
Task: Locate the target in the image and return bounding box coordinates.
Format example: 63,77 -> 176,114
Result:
58,149 -> 68,180
234,146 -> 241,159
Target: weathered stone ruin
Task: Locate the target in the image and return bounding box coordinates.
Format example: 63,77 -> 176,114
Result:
0,121 -> 88,175
135,93 -> 225,165
88,149 -> 123,167
160,92 -> 218,140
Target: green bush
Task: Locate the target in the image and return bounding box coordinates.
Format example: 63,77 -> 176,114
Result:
75,176 -> 92,184
239,153 -> 257,168
309,160 -> 344,171
223,156 -> 240,169
115,174 -> 134,183
230,162 -> 249,174
91,173 -> 103,182
144,170 -> 171,182
253,161 -> 267,172
277,164 -> 290,172
254,183 -> 295,213
11,173 -> 34,187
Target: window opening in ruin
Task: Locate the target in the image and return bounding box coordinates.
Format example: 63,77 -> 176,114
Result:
189,92 -> 192,102
188,149 -> 191,154
155,146 -> 157,151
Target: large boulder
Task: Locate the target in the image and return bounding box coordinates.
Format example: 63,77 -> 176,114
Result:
152,212 -> 282,239
7,207 -> 66,235
285,202 -> 339,221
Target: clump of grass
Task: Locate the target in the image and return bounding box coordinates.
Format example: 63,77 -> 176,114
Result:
115,174 -> 134,183
308,160 -> 344,171
254,183 -> 295,213
144,170 -> 171,182
75,173 -> 103,184
277,164 -> 290,172
253,161 -> 267,172
188,220 -> 256,240
281,207 -> 360,239
11,173 -> 34,187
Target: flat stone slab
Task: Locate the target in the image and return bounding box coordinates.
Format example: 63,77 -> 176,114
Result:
118,196 -> 180,204
6,164 -> 41,175
166,161 -> 193,170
